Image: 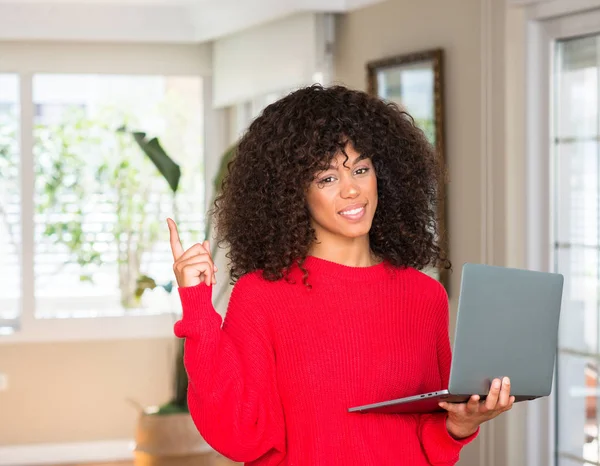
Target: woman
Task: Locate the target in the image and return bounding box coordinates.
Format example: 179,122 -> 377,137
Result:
168,84 -> 513,465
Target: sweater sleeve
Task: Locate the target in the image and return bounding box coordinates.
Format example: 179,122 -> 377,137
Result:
173,275 -> 286,464
417,284 -> 478,466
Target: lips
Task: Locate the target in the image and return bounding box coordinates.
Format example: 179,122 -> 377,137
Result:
338,204 -> 367,221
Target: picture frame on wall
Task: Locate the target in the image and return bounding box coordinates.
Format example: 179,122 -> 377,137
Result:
366,48 -> 449,293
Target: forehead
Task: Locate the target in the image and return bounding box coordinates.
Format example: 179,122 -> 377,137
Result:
312,139 -> 370,171
327,149 -> 370,167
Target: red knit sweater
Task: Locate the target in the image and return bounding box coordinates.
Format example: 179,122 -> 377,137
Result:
174,256 -> 478,465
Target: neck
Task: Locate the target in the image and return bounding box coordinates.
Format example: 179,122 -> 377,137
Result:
308,235 -> 377,267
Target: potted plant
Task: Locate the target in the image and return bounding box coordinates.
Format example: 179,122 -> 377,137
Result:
128,133 -> 239,466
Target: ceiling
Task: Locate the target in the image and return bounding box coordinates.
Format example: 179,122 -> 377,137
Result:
0,0 -> 386,43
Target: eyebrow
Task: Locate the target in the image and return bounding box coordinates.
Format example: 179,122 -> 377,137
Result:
328,153 -> 369,170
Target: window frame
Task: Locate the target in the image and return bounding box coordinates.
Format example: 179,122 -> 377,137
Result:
0,43 -> 213,344
525,6 -> 600,466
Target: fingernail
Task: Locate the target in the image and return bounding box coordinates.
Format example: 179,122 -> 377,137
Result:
503,377 -> 510,385
493,379 -> 501,388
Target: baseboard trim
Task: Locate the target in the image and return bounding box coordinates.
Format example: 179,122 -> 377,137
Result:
0,439 -> 134,466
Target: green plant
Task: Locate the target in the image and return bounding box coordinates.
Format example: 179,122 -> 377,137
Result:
32,110 -> 172,308
0,97 -> 203,311
128,134 -> 237,414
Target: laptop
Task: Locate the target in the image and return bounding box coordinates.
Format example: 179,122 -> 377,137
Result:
348,263 -> 564,414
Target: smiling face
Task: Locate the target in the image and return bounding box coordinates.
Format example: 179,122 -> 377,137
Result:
306,143 -> 378,246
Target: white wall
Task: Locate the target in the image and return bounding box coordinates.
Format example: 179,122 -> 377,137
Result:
213,13 -> 334,107
0,42 -> 212,76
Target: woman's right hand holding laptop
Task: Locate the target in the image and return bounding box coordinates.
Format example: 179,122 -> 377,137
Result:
440,377 -> 514,439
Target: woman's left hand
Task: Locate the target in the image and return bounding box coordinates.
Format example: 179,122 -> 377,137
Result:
439,377 -> 515,439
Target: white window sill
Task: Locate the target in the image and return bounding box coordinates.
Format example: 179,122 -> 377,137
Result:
0,439 -> 135,466
0,312 -> 178,344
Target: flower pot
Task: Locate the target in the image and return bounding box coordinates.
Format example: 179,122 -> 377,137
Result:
134,411 -> 214,466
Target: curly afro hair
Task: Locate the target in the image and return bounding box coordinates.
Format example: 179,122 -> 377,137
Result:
213,84 -> 449,283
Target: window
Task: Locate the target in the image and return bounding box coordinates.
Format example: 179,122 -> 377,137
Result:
0,74 -> 20,330
554,34 -> 600,466
31,74 -> 204,318
1,73 -> 204,327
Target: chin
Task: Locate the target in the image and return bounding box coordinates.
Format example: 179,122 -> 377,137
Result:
337,224 -> 372,239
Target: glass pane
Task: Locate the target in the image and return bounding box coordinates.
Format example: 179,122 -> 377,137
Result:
555,141 -> 598,248
32,74 -> 204,318
557,353 -> 600,463
376,60 -> 435,145
554,139 -> 599,355
0,74 -> 21,324
555,33 -> 600,466
556,246 -> 598,355
556,36 -> 598,140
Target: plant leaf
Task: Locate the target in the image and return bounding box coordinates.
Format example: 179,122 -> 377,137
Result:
213,144 -> 237,192
204,143 -> 237,242
131,132 -> 181,193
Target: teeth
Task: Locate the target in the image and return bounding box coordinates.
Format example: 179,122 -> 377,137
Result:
340,207 -> 364,216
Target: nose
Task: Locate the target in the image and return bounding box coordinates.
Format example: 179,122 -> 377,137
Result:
340,177 -> 360,199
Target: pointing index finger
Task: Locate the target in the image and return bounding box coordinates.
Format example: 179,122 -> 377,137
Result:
167,218 -> 184,260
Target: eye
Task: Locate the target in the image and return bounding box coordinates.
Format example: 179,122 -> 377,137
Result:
354,167 -> 370,175
318,176 -> 336,184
